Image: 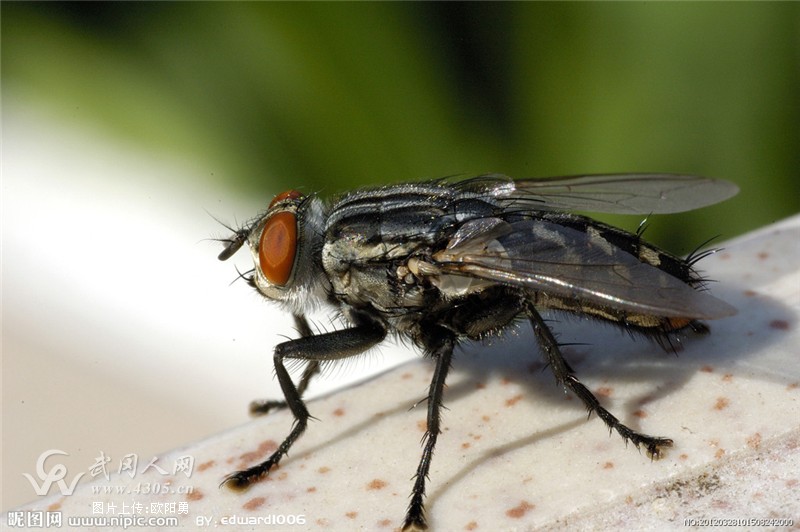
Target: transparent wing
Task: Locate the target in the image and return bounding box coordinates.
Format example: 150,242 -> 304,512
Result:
431,217 -> 737,319
454,173 -> 739,214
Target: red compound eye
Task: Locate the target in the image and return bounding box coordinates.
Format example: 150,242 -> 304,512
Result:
259,211 -> 298,286
269,189 -> 304,208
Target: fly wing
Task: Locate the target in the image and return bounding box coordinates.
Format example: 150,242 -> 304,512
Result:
432,217 -> 737,319
453,174 -> 739,214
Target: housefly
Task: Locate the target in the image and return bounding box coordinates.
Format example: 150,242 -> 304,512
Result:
217,173 -> 738,530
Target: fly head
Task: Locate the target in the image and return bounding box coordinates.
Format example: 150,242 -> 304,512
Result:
219,189 -> 329,314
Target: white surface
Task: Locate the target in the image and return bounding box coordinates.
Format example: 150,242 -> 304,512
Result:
4,190 -> 799,528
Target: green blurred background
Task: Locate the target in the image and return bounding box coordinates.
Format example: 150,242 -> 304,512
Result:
4,1 -> 799,249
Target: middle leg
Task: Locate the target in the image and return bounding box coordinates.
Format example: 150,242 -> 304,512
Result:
402,329 -> 455,532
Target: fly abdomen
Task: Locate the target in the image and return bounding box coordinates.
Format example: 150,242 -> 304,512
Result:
432,213 -> 735,321
534,211 -> 702,286
527,290 -> 695,333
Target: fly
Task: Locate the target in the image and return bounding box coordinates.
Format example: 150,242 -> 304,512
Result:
217,173 -> 738,531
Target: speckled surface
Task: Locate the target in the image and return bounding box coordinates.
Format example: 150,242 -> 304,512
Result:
5,215 -> 799,530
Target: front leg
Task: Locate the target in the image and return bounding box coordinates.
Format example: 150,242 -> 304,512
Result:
222,320 -> 386,489
250,314 -> 321,416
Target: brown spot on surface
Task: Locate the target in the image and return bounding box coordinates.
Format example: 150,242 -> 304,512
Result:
769,319 -> 790,330
506,500 -> 535,519
417,419 -> 428,432
757,251 -> 769,260
700,365 -> 714,373
747,432 -> 762,450
787,382 -> 799,390
505,394 -> 523,407
243,497 -> 266,511
462,442 -> 471,449
744,289 -> 757,297
603,461 -> 614,469
367,479 -> 387,490
625,495 -> 634,504
465,521 -> 478,530
481,415 -> 491,422
715,448 -> 726,459
346,511 -> 358,519
402,372 -> 413,380
377,518 -> 392,527
722,373 -> 733,383
307,486 -> 317,493
47,500 -> 63,511
719,252 -> 731,260
475,382 -> 486,389
786,479 -> 798,488
315,518 -> 330,526
276,471 -> 288,481
332,407 -> 345,417
318,466 -> 331,474
596,386 -> 613,398
679,453 -> 689,461
712,500 -> 731,510
239,440 -> 278,466
197,460 -> 215,472
633,409 -> 647,419
714,397 -> 730,410
186,489 -> 203,501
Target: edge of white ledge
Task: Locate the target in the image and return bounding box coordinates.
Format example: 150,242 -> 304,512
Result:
4,214 -> 800,531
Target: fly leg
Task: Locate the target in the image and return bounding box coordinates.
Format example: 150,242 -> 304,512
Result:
402,330 -> 455,532
250,315 -> 320,416
526,303 -> 673,459
249,362 -> 320,415
222,320 -> 386,489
